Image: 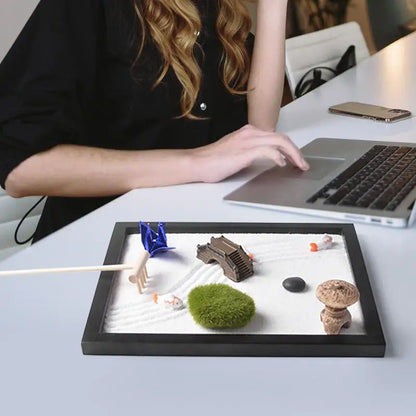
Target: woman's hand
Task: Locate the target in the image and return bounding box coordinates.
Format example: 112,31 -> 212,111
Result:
190,124 -> 309,183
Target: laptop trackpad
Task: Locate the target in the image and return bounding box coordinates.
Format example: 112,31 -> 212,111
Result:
279,156 -> 345,180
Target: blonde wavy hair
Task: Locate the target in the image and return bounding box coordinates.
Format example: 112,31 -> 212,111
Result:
131,0 -> 253,119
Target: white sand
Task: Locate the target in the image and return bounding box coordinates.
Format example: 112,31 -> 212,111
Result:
104,233 -> 365,335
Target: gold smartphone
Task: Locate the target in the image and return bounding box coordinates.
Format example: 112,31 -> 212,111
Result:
328,102 -> 412,123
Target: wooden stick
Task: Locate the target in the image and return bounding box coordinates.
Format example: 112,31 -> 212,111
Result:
140,270 -> 147,292
128,250 -> 149,285
137,272 -> 144,294
1,250 -> 150,293
136,279 -> 143,294
124,251 -> 150,294
0,264 -> 137,277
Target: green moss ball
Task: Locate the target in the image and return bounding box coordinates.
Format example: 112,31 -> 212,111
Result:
188,284 -> 255,329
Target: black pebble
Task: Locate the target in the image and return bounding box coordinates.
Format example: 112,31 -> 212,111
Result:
283,277 -> 306,293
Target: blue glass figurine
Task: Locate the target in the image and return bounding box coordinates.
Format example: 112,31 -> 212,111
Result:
140,222 -> 175,257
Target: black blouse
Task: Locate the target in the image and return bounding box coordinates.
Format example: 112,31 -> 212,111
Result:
0,0 -> 253,241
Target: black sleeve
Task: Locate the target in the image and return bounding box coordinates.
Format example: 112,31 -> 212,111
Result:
0,0 -> 102,189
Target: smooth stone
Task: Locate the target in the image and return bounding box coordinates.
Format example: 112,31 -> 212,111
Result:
283,277 -> 306,293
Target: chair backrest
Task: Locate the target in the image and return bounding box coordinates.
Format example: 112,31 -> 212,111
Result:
0,188 -> 45,261
285,22 -> 370,98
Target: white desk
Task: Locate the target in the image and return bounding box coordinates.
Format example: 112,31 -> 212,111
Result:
1,34 -> 415,416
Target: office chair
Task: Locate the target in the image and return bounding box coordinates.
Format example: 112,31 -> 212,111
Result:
285,22 -> 370,98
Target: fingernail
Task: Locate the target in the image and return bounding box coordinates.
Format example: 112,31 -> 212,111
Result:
302,160 -> 310,170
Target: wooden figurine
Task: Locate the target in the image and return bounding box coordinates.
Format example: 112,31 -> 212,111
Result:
316,280 -> 360,335
197,235 -> 254,282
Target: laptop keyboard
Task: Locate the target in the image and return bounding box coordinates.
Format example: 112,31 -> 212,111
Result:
307,145 -> 416,211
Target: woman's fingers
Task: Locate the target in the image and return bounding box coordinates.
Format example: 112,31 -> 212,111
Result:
278,140 -> 309,171
243,145 -> 287,167
239,131 -> 309,171
281,152 -> 297,167
198,125 -> 310,183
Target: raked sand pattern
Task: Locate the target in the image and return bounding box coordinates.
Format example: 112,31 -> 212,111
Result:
104,233 -> 366,335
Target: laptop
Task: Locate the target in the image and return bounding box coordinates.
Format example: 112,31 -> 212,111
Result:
224,138 -> 416,228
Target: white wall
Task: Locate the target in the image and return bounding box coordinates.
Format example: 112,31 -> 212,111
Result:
0,0 -> 40,61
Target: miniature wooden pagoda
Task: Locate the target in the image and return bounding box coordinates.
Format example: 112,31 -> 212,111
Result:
197,235 -> 254,282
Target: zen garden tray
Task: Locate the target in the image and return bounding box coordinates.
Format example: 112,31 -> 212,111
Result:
82,222 -> 385,357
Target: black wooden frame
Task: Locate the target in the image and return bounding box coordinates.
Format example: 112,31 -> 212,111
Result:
82,222 -> 385,357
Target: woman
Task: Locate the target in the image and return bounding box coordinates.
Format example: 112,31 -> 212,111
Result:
0,0 -> 308,241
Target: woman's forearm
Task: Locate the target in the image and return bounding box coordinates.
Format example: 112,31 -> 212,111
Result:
5,123 -> 309,198
5,144 -> 196,197
247,0 -> 288,131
